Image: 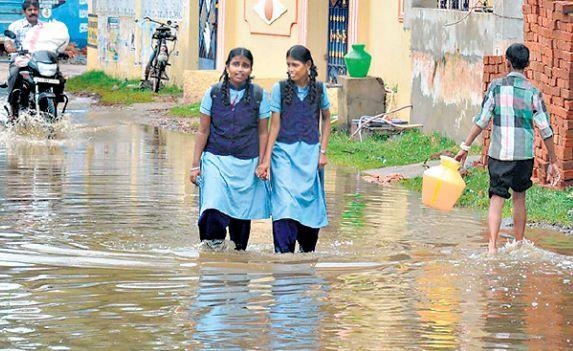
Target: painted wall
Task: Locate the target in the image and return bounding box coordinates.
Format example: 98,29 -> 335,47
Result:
405,0 -> 523,140
183,0 -> 332,102
88,0 -> 331,88
220,0 -> 330,84
87,0 -> 193,86
357,0 -> 412,120
0,0 -> 88,48
0,0 -> 24,45
40,0 -> 89,48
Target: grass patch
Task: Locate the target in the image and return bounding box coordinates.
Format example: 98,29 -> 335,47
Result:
526,186 -> 573,225
401,164 -> 573,226
329,129 -> 572,226
66,70 -> 182,105
328,129 -> 456,170
170,103 -> 201,118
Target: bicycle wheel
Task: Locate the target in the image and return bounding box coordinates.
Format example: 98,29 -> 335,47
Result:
152,64 -> 165,93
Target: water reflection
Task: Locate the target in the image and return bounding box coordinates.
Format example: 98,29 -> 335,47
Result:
187,256 -> 324,350
0,110 -> 571,350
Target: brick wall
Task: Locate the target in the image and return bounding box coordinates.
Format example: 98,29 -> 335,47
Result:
481,0 -> 573,188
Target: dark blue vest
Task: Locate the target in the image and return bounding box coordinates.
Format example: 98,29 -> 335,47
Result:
276,81 -> 321,144
204,84 -> 261,159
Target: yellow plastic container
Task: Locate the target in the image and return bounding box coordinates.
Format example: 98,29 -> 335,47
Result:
422,156 -> 466,211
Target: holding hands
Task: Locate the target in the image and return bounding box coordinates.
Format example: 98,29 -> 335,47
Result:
256,161 -> 269,180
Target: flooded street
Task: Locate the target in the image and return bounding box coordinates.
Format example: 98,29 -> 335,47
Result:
0,103 -> 572,350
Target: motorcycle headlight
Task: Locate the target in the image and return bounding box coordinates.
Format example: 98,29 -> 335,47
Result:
37,63 -> 58,77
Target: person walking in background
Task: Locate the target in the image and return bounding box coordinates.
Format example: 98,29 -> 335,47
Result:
189,47 -> 271,251
257,45 -> 331,253
455,43 -> 560,254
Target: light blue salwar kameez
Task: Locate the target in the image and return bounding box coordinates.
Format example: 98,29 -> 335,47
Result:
269,82 -> 330,228
198,86 -> 271,220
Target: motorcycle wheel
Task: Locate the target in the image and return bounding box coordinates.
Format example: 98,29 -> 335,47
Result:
152,65 -> 165,93
39,98 -> 57,122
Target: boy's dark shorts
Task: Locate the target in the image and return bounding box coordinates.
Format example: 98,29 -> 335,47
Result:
488,157 -> 534,199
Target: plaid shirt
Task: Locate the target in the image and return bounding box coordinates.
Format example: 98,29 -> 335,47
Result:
474,72 -> 553,161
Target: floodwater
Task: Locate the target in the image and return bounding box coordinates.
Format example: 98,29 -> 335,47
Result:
0,104 -> 572,350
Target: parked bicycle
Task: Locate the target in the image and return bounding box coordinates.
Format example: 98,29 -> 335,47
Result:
140,17 -> 178,92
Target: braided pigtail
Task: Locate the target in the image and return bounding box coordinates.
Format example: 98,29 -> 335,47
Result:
284,75 -> 296,105
244,76 -> 253,104
308,63 -> 318,104
219,69 -> 231,106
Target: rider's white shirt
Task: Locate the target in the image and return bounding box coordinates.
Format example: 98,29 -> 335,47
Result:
6,18 -> 44,54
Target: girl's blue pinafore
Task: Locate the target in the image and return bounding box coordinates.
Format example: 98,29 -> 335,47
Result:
269,82 -> 330,228
198,84 -> 271,220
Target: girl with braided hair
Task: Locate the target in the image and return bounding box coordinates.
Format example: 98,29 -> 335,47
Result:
190,47 -> 271,251
257,45 -> 332,253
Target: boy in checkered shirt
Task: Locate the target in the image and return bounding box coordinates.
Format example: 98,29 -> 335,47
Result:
455,43 -> 560,254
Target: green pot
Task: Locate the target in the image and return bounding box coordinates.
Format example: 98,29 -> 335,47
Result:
344,43 -> 372,78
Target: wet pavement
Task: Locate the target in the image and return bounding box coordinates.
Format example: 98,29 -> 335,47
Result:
0,101 -> 571,350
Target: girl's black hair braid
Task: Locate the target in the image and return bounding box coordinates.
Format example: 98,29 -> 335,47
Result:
219,68 -> 231,106
308,63 -> 318,104
284,73 -> 296,105
244,76 -> 253,104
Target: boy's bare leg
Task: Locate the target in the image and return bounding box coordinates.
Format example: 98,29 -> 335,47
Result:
512,191 -> 526,241
488,195 -> 505,253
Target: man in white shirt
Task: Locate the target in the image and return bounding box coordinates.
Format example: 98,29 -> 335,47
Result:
3,0 -> 42,120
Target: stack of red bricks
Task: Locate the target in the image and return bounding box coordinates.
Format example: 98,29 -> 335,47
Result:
523,0 -> 573,187
481,0 -> 573,187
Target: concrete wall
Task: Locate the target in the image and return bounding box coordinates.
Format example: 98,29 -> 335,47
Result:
405,0 -> 523,140
360,0 -> 412,120
87,0 -> 193,86
183,0 -> 332,102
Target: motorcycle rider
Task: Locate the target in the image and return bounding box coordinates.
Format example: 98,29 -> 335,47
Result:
3,0 -> 43,121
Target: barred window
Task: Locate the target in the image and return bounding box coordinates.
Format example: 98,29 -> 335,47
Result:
438,0 -> 471,11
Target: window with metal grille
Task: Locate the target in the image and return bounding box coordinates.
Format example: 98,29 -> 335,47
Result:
438,0 -> 471,11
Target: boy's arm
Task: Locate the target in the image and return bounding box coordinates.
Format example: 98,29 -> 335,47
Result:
454,124 -> 483,165
532,91 -> 560,185
542,136 -> 560,186
454,84 -> 495,165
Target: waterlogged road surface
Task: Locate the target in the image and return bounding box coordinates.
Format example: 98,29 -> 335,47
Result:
0,105 -> 572,350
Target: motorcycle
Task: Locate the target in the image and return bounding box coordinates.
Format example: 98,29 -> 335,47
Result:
140,17 -> 178,93
3,28 -> 68,125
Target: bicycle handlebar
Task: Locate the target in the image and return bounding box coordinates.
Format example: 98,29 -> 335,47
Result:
143,16 -> 179,29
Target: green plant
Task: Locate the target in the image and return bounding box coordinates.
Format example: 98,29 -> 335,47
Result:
328,129 -> 456,170
170,103 -> 201,118
67,70 -> 182,105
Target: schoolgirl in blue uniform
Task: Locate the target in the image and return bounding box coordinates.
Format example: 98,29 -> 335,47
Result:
257,45 -> 332,253
190,47 -> 271,251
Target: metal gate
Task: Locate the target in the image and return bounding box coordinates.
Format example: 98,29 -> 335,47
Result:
199,0 -> 218,69
326,0 -> 349,84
